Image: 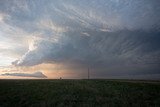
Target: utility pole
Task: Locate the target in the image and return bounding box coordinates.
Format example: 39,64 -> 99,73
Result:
88,67 -> 90,79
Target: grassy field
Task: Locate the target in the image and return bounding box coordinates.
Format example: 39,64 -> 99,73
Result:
0,79 -> 160,107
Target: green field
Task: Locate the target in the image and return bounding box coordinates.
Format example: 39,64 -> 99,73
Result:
0,80 -> 160,107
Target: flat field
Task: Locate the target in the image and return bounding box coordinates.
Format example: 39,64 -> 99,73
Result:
0,79 -> 160,107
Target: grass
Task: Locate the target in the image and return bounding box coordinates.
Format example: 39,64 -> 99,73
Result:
0,79 -> 160,107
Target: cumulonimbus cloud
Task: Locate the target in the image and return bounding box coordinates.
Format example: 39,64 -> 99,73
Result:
12,30 -> 160,68
0,0 -> 158,75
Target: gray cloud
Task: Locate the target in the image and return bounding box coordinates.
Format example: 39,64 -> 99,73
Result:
13,30 -> 160,68
1,0 -> 160,32
0,0 -> 160,77
1,71 -> 47,78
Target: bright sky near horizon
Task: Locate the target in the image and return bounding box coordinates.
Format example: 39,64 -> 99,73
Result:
0,0 -> 160,79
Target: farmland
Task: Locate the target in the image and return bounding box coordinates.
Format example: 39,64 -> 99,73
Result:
0,79 -> 160,107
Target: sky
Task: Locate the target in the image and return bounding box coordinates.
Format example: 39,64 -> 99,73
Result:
0,0 -> 160,79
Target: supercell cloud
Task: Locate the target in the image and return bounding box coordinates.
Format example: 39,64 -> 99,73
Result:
0,0 -> 160,78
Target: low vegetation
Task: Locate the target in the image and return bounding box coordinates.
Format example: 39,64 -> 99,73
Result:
0,79 -> 160,107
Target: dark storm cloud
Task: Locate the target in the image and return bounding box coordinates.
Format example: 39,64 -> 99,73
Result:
13,30 -> 160,68
0,0 -> 160,77
1,71 -> 47,78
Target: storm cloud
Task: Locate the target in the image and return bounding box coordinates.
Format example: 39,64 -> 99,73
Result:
12,30 -> 160,67
0,0 -> 160,78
